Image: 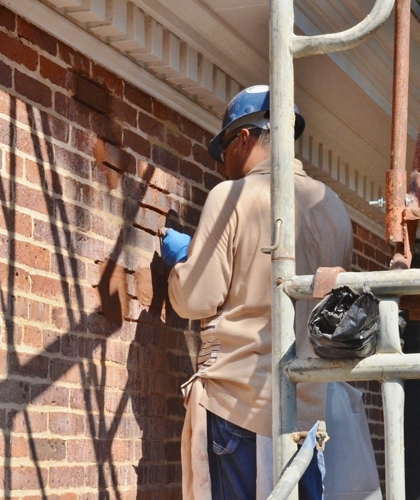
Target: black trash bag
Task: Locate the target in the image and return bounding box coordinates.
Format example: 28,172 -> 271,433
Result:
308,285 -> 380,359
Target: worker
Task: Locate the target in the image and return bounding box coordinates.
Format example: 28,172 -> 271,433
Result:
161,85 -> 381,499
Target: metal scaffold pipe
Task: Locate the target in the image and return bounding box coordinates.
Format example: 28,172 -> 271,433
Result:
269,0 -> 297,495
292,0 -> 395,58
268,0 -> 396,496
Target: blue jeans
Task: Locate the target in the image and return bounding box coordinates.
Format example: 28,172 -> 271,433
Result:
207,410 -> 257,499
207,410 -> 322,499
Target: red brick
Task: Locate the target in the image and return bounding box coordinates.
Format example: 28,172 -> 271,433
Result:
11,436 -> 29,457
123,129 -> 151,158
67,438 -> 96,462
107,340 -> 127,365
49,412 -> 85,436
92,63 -> 124,96
43,329 -> 61,354
166,173 -> 191,200
153,100 -> 180,127
10,98 -> 38,128
168,131 -> 191,157
60,333 -> 79,358
90,110 -> 122,145
122,175 -> 147,201
10,410 -> 47,433
353,236 -> 363,253
26,160 -> 64,196
70,231 -> 105,261
0,116 -> 13,147
40,55 -> 68,88
111,439 -> 132,462
10,465 -> 48,490
179,159 -> 203,183
180,115 -> 205,143
14,240 -> 51,272
49,358 -> 81,383
15,127 -> 55,164
193,143 -> 216,171
31,110 -> 70,142
204,171 -> 222,191
73,74 -> 109,114
0,31 -> 38,71
51,254 -> 86,281
71,128 -> 96,157
0,60 -> 12,88
133,206 -> 163,235
28,300 -> 51,325
109,95 -> 137,127
0,208 -> 32,239
34,438 -> 66,461
54,144 -> 91,179
18,18 -> 57,55
0,379 -> 30,405
368,259 -> 381,271
2,152 -> 23,180
91,213 -> 121,241
31,383 -> 70,407
31,274 -> 66,300
191,186 -> 207,207
15,70 -> 52,108
55,92 -> 91,130
0,5 -> 16,31
124,83 -> 153,112
23,325 -> 43,349
94,139 -> 136,175
8,350 -> 50,378
138,111 -> 165,140
50,307 -> 75,332
375,248 -> 389,267
357,224 -> 370,242
55,203 -> 91,231
33,218 -> 66,247
49,465 -> 85,489
58,41 -> 91,76
152,145 -> 178,173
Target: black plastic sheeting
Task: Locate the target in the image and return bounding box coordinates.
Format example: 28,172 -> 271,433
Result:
308,285 -> 380,359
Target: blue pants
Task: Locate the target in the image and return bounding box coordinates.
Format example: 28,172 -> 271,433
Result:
207,410 -> 322,500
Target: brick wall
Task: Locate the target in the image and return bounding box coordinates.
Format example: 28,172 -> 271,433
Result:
0,4 -> 395,499
0,5 -> 227,498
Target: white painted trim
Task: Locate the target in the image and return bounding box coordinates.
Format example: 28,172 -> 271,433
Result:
130,0 -> 268,86
2,0 -> 222,135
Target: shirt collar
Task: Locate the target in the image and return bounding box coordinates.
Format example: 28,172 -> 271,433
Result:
245,158 -> 307,177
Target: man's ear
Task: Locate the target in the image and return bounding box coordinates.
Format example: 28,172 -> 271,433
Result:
237,128 -> 253,156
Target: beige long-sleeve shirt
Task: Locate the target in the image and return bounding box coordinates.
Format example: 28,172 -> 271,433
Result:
168,158 -> 353,436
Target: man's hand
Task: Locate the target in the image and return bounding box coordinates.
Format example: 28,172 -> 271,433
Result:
160,228 -> 192,268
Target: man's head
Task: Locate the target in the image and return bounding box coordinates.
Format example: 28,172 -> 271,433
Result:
208,85 -> 305,179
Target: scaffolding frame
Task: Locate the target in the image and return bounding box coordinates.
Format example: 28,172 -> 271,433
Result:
267,1 -> 420,498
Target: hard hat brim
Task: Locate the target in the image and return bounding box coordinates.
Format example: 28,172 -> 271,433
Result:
208,112 -> 306,163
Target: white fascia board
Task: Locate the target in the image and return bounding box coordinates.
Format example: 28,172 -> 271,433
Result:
2,0 -> 221,135
130,0 -> 269,86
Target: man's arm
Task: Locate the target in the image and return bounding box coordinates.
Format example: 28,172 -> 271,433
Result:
167,181 -> 238,320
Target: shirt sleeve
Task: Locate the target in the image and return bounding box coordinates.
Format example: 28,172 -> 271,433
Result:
168,180 -> 239,319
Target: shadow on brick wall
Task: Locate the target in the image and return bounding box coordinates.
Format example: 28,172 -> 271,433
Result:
0,95 -> 196,498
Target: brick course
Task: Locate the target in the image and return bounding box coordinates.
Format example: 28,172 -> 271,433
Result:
0,5 -> 392,499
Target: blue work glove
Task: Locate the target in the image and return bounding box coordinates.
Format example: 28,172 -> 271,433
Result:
161,228 -> 192,268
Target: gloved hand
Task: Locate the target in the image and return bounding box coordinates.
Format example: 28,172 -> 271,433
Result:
161,228 -> 192,268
